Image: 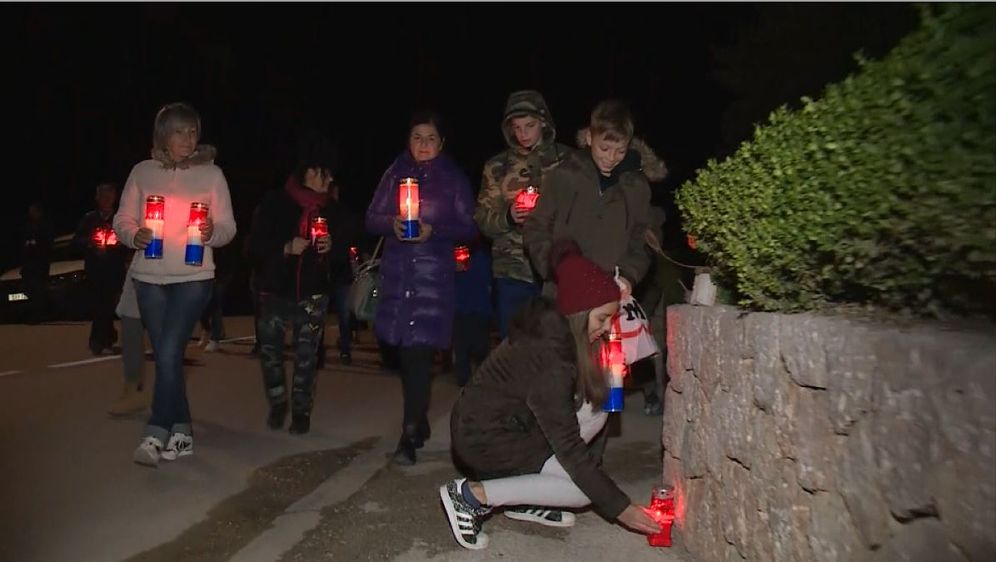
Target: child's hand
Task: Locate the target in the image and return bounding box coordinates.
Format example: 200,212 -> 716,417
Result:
617,504 -> 662,534
616,276 -> 632,299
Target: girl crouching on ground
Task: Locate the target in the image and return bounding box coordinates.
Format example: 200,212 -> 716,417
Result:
440,239 -> 660,550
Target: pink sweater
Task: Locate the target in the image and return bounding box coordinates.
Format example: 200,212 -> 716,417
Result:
114,159 -> 236,284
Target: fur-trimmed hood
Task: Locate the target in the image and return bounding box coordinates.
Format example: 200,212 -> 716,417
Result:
151,144 -> 218,170
575,128 -> 667,182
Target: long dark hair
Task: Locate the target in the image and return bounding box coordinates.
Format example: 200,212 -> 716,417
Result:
508,298 -> 608,409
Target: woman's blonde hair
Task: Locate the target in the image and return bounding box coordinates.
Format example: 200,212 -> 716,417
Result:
152,102 -> 200,154
565,309 -> 608,408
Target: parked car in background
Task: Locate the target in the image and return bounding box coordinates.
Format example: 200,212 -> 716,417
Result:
0,234 -> 90,323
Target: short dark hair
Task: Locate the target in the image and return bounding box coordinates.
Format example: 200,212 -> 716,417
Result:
409,110 -> 447,141
293,132 -> 339,183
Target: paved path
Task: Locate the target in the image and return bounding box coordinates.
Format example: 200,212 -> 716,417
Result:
0,317 -> 688,562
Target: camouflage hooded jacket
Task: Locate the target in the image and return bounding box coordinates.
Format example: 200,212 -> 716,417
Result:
474,90 -> 571,283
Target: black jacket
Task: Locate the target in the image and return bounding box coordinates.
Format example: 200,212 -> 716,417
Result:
248,190 -> 359,300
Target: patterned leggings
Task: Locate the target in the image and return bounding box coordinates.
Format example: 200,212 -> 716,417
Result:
258,293 -> 330,415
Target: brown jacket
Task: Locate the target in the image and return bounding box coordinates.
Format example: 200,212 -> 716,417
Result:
450,303 -> 631,519
523,135 -> 665,291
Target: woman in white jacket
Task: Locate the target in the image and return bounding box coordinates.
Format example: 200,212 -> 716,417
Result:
114,102 -> 236,467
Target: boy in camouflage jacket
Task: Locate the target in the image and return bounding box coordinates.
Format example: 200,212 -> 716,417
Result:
474,90 -> 570,337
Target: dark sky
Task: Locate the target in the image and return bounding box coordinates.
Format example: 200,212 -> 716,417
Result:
2,3 -> 916,271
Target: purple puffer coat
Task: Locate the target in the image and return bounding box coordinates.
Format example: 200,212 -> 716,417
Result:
366,150 -> 477,349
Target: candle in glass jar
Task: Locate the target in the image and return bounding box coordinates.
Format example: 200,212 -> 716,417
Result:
602,318 -> 627,412
514,185 -> 540,213
398,177 -> 421,240
310,216 -> 329,245
184,202 -> 209,266
647,486 -> 675,547
144,195 -> 165,259
454,245 -> 470,272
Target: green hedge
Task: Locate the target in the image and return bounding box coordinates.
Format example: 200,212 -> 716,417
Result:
677,3 -> 996,316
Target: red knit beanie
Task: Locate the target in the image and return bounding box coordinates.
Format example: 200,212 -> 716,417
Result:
551,238 -> 621,315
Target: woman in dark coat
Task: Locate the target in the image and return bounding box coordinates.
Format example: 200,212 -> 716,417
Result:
365,111 -> 477,464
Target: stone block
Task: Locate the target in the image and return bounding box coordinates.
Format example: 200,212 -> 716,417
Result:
766,459 -> 814,562
771,377 -> 800,460
745,312 -> 781,411
662,386 -> 687,455
720,460 -> 753,557
838,418 -> 892,548
808,491 -> 863,562
936,451 -> 996,561
876,388 -> 939,520
719,364 -> 757,468
697,308 -> 725,400
826,323 -> 878,434
794,389 -> 836,492
780,313 -> 830,389
862,519 -> 968,562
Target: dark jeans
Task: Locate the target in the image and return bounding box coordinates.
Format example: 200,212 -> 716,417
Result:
134,279 -> 213,442
399,345 -> 434,430
453,312 -> 490,386
87,278 -> 120,350
258,293 -> 330,415
494,277 -> 541,339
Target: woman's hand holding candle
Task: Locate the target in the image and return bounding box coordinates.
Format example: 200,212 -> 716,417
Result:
198,216 -> 214,243
285,237 -> 309,256
133,227 -> 153,249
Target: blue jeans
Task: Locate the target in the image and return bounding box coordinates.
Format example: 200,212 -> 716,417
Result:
494,277 -> 541,339
134,279 -> 213,442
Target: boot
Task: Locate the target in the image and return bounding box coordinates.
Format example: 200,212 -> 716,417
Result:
414,416 -> 431,449
289,412 -> 311,435
268,402 -> 288,430
108,382 -> 150,417
392,424 -> 418,465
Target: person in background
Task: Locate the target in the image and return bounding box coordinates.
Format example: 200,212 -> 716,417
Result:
74,182 -> 129,355
248,133 -> 338,435
197,242 -> 234,352
453,234 -> 492,387
114,102 -> 236,467
316,179 -> 364,369
21,202 -> 54,324
474,90 -> 569,339
365,110 -> 477,465
107,263 -> 151,417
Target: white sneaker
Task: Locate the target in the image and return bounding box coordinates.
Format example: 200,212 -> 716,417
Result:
204,340 -> 220,352
161,433 -> 193,461
439,479 -> 491,550
133,437 -> 163,467
198,332 -> 209,347
504,506 -> 576,527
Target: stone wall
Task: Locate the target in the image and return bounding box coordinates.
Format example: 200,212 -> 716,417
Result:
662,305 -> 995,562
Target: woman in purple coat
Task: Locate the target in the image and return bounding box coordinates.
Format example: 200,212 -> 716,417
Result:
366,111 -> 477,465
